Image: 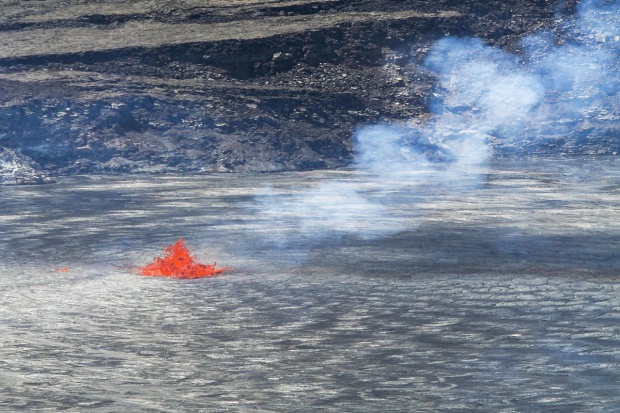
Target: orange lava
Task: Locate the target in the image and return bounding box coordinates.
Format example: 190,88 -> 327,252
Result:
139,238 -> 228,279
53,267 -> 70,273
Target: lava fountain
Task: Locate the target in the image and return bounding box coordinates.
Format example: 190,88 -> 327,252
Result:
139,238 -> 228,279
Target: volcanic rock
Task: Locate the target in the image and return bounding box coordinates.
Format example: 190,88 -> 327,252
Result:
0,0 -> 616,181
0,146 -> 51,185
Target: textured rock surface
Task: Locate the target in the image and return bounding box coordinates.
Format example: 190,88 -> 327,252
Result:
3,0 -> 607,182
1,160 -> 619,411
0,146 -> 51,184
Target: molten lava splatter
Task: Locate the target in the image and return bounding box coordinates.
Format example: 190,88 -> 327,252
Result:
139,238 -> 228,279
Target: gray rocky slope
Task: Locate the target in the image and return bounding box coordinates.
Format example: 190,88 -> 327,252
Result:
0,0 -> 617,183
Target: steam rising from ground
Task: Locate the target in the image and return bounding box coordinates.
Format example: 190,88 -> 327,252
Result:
254,0 -> 619,247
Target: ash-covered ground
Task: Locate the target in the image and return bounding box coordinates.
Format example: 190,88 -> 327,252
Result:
1,0 -> 618,183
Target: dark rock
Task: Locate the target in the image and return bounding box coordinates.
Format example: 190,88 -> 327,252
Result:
0,0 -> 614,182
0,146 -> 52,185
271,52 -> 296,73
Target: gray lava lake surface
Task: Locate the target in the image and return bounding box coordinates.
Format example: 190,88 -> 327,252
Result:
1,159 -> 620,412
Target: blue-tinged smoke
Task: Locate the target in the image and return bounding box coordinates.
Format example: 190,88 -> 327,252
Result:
522,0 -> 620,140
254,0 -> 619,245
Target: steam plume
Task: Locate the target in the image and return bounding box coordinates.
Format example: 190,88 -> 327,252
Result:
253,0 -> 619,247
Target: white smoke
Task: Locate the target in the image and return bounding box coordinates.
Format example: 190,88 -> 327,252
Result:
522,0 -> 620,140
253,0 -> 619,247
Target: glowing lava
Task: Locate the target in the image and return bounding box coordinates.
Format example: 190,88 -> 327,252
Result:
139,238 -> 228,279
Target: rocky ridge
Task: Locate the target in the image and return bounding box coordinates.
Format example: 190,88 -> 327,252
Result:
0,0 -> 617,183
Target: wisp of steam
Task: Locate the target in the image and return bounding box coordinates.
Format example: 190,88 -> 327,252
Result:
253,0 -> 619,248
